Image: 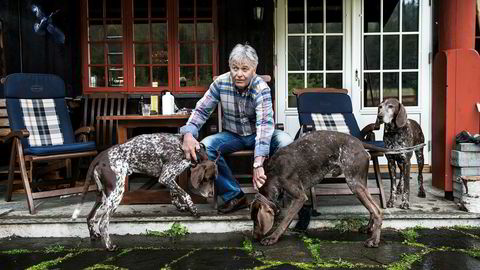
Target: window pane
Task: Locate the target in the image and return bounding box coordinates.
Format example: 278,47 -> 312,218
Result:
180,66 -> 196,86
288,0 -> 304,33
106,20 -> 122,39
364,72 -> 380,107
326,0 -> 342,33
288,73 -> 304,107
402,35 -> 418,69
383,0 -> 400,32
307,73 -> 323,87
307,0 -> 323,33
153,66 -> 168,86
106,0 -> 121,18
135,44 -> 149,64
383,35 -> 399,69
364,35 -> 380,70
307,36 -> 323,70
197,0 -> 212,18
89,21 -> 104,41
88,0 -> 103,19
135,66 -> 150,86
107,43 -> 123,64
403,0 -> 419,32
179,21 -> 194,41
152,43 -> 168,64
402,72 -> 418,106
326,36 -> 342,70
179,0 -> 194,18
198,66 -> 213,86
152,21 -> 167,41
364,0 -> 380,32
134,0 -> 148,18
90,67 -> 105,87
90,43 -> 104,64
197,22 -> 213,41
288,36 -> 304,71
134,21 -> 149,41
151,0 -> 167,18
108,67 -> 123,87
383,72 -> 399,100
326,73 -> 342,88
197,43 -> 212,64
180,44 -> 195,64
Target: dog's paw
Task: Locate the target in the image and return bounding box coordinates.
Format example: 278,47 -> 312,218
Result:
106,244 -> 118,252
418,189 -> 426,198
260,236 -> 279,246
364,238 -> 379,248
89,232 -> 101,241
399,202 -> 410,209
386,200 -> 395,208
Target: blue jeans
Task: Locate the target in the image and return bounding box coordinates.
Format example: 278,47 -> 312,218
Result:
201,130 -> 293,202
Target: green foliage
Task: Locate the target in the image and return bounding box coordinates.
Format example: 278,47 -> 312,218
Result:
242,238 -> 253,254
0,249 -> 30,254
333,217 -> 368,233
27,253 -> 76,270
387,251 -> 428,270
86,264 -> 127,270
146,222 -> 189,239
44,244 -> 65,253
401,228 -> 419,244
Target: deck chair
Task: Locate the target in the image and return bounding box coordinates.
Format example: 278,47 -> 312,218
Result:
2,73 -> 97,214
293,88 -> 386,209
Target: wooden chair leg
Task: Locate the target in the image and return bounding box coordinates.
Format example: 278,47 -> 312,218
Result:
372,156 -> 386,209
310,186 -> 318,211
14,139 -> 36,214
6,140 -> 17,202
65,158 -> 75,187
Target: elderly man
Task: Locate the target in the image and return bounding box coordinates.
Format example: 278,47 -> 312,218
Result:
180,43 -> 293,214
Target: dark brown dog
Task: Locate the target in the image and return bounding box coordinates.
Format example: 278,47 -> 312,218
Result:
72,133 -> 217,251
375,98 -> 425,209
251,130 -> 383,247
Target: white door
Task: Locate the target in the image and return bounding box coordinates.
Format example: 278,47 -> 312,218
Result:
275,0 -> 431,164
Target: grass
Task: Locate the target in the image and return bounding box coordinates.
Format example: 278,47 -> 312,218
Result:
333,217 -> 368,233
145,222 -> 189,239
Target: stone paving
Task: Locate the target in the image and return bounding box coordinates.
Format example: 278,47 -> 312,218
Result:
1,226 -> 480,269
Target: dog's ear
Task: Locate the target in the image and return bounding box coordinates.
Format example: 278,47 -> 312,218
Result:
190,164 -> 205,189
257,203 -> 275,235
395,103 -> 407,128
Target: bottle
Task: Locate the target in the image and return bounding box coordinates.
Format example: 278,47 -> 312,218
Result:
162,91 -> 175,115
138,95 -> 144,115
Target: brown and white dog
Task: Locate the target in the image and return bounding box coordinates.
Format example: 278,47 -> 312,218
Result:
72,133 -> 217,251
251,131 -> 384,248
375,98 -> 425,209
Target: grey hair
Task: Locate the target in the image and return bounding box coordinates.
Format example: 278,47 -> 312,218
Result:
229,44 -> 259,68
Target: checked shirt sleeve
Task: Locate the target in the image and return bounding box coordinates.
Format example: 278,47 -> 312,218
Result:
254,84 -> 274,157
180,82 -> 220,139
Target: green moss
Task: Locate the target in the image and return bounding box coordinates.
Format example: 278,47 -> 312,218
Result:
86,264 -> 128,270
44,244 -> 65,253
0,248 -> 30,254
387,250 -> 429,270
145,222 -> 189,239
242,238 -> 254,254
401,227 -> 419,244
26,252 -> 76,270
333,217 -> 368,233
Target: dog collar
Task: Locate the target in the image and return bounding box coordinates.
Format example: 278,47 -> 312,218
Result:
254,193 -> 280,215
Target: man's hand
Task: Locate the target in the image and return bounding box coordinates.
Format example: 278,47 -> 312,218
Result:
182,133 -> 200,161
253,167 -> 267,190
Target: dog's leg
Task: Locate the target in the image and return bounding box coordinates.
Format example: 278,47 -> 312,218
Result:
386,157 -> 397,208
98,175 -> 125,251
87,197 -> 102,240
415,148 -> 426,198
159,162 -> 198,216
353,183 -> 383,247
261,179 -> 307,246
399,161 -> 411,209
170,190 -> 188,212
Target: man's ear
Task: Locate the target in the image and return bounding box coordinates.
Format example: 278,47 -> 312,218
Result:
190,164 -> 205,189
395,103 -> 407,128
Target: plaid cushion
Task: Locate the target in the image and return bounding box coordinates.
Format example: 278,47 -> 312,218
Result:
311,113 -> 350,134
20,99 -> 64,147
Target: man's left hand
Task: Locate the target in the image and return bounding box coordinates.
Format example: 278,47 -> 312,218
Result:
253,167 -> 267,190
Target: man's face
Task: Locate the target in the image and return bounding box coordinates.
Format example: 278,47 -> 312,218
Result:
230,62 -> 256,90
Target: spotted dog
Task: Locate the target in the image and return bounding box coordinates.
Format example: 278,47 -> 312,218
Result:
375,98 -> 425,209
72,133 -> 217,251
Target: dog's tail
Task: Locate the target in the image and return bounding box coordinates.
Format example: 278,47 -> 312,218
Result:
71,150 -> 106,219
362,142 -> 426,155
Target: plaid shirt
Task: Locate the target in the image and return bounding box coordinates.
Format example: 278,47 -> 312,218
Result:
180,72 -> 274,157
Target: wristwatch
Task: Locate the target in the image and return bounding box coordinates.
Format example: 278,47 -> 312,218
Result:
253,162 -> 263,169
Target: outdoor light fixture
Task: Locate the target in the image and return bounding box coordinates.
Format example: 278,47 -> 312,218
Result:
253,0 -> 264,21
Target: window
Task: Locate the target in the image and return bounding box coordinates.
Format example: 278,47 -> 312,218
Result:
81,0 -> 217,94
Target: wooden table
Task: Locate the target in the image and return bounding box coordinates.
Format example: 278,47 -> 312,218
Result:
96,114 -> 207,204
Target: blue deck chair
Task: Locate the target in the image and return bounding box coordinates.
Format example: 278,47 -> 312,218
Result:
1,73 -> 97,214
293,88 -> 386,209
